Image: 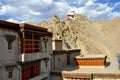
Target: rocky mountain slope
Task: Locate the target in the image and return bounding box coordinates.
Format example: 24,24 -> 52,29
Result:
39,14 -> 120,59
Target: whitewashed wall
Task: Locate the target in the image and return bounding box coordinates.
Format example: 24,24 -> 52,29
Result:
0,30 -> 20,80
54,54 -> 67,70
70,51 -> 80,64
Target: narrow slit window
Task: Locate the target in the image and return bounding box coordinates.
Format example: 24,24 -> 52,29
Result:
5,35 -> 16,50
8,71 -> 13,79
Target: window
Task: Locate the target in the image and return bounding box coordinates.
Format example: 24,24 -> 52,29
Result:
5,35 -> 16,50
8,71 -> 13,79
6,66 -> 14,79
44,58 -> 49,67
8,42 -> 12,50
21,31 -> 42,53
22,63 -> 40,80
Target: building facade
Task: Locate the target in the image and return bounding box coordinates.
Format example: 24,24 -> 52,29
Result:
0,20 -> 20,80
50,40 -> 81,80
18,23 -> 52,80
1,20 -> 119,80
0,20 -> 52,80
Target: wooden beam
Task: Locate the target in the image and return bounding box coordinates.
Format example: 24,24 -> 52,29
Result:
0,20 -> 19,27
32,32 -> 34,53
22,30 -> 25,54
24,29 -> 50,35
19,23 -> 47,31
0,28 -> 18,32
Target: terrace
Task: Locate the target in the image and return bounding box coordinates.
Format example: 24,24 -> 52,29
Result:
51,56 -> 120,79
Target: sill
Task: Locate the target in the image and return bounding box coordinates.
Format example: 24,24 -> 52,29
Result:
19,52 -> 49,62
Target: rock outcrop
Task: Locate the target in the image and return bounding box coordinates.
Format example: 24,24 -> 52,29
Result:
39,14 -> 120,59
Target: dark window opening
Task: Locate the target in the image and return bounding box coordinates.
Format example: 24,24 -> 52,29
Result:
5,35 -> 16,50
22,63 -> 40,80
30,66 -> 34,78
8,71 -> 13,79
8,42 -> 12,50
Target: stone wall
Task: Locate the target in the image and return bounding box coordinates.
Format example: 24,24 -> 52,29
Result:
50,71 -> 63,80
52,49 -> 80,70
0,30 -> 19,64
47,36 -> 53,54
0,30 -> 21,80
54,53 -> 67,70
52,40 -> 63,50
68,49 -> 81,64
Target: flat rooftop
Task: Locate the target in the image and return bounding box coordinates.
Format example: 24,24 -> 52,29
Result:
51,58 -> 120,74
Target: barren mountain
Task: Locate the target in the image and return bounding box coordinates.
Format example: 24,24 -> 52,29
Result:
39,14 -> 120,59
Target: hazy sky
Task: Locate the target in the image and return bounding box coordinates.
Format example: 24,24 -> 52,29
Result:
0,0 -> 120,23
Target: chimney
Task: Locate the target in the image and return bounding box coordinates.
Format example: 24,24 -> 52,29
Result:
52,40 -> 63,50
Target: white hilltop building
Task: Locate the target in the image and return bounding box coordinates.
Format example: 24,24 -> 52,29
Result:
67,11 -> 77,20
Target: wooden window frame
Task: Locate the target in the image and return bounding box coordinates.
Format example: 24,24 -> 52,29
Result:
21,30 -> 42,54
6,66 -> 15,79
8,70 -> 13,79
22,63 -> 40,80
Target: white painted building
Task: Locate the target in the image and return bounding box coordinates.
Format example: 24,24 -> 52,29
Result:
67,11 -> 76,20
0,20 -> 21,80
0,20 -> 52,80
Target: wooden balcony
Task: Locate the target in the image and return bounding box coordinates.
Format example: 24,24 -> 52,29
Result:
18,52 -> 50,62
